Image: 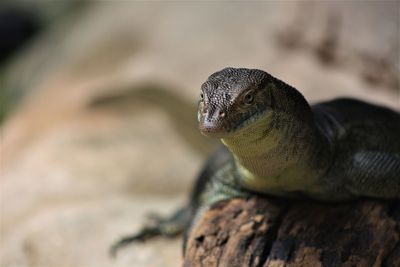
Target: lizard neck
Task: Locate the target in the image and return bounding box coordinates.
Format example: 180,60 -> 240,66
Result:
221,110 -> 332,195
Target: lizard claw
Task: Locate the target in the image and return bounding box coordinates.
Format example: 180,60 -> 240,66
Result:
109,226 -> 160,258
110,206 -> 191,258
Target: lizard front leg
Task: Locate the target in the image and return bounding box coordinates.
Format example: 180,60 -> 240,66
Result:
182,161 -> 253,252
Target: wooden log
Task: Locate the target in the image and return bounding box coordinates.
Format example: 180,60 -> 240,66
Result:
184,197 -> 400,267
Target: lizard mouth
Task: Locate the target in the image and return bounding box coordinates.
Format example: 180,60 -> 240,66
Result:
198,120 -> 228,138
199,109 -> 269,138
231,109 -> 269,133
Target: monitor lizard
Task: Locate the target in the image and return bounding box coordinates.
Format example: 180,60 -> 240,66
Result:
110,67 -> 400,256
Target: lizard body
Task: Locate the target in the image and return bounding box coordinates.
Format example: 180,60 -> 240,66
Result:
111,67 -> 400,256
197,68 -> 400,202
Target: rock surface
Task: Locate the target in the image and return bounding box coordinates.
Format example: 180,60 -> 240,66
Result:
184,198 -> 400,267
0,2 -> 398,267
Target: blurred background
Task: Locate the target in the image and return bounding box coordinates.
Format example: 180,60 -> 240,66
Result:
0,1 -> 398,267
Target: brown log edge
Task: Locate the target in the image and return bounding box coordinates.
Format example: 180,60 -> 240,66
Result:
183,197 -> 400,267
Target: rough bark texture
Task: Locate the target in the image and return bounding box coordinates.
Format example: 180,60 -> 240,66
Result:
184,197 -> 400,267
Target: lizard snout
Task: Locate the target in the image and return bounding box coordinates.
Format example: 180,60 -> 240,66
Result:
198,108 -> 228,138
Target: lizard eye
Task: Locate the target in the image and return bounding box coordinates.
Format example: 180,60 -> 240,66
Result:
243,91 -> 254,105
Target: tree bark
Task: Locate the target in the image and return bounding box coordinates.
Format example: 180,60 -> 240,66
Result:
184,197 -> 400,267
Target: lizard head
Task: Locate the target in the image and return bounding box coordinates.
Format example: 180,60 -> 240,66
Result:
198,67 -> 272,138
198,67 -> 311,138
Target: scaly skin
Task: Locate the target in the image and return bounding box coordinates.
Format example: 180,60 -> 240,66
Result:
111,67 -> 400,256
198,68 -> 400,201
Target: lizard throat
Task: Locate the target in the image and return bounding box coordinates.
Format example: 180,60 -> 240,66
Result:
221,111 -> 279,157
221,112 -> 332,195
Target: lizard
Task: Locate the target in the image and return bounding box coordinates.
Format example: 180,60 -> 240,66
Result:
110,67 -> 400,257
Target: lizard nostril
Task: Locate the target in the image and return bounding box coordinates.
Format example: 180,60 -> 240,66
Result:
219,111 -> 226,118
